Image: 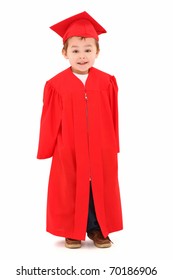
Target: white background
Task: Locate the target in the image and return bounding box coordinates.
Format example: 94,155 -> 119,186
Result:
0,0 -> 173,279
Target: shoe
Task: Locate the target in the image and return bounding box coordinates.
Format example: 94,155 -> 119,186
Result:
65,238 -> 82,249
87,230 -> 112,248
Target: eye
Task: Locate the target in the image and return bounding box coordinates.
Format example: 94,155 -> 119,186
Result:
72,49 -> 79,53
85,49 -> 92,53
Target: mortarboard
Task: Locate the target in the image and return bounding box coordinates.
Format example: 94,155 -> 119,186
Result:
50,11 -> 107,43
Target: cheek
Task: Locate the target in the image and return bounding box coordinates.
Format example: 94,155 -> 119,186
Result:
91,54 -> 98,60
69,57 -> 76,64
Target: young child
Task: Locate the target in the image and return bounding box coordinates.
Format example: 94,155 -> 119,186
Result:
37,11 -> 123,249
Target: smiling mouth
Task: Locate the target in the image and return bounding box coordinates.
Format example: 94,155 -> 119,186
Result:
77,62 -> 88,65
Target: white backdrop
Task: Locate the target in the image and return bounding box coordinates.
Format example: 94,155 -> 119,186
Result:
0,0 -> 173,279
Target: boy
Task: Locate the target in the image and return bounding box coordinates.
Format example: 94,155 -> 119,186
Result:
37,11 -> 123,248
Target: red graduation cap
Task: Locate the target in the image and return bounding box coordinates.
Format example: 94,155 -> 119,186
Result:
50,11 -> 107,43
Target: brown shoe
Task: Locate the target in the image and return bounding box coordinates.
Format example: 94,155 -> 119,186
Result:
65,238 -> 81,249
87,230 -> 112,248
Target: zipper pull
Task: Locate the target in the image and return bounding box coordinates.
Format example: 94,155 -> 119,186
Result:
85,92 -> 88,100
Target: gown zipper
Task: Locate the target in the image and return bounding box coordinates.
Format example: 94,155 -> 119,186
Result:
85,91 -> 92,181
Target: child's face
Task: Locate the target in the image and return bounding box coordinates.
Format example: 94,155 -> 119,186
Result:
62,37 -> 99,74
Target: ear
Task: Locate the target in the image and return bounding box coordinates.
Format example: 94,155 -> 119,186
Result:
96,49 -> 100,58
62,48 -> 68,59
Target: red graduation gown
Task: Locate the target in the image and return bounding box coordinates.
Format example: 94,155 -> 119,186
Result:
37,67 -> 123,240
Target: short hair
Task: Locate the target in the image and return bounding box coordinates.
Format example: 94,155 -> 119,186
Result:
62,37 -> 100,53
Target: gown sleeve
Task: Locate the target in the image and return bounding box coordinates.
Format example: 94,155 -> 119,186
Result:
109,76 -> 120,153
37,81 -> 62,159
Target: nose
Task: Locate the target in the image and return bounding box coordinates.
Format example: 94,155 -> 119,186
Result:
79,53 -> 86,59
